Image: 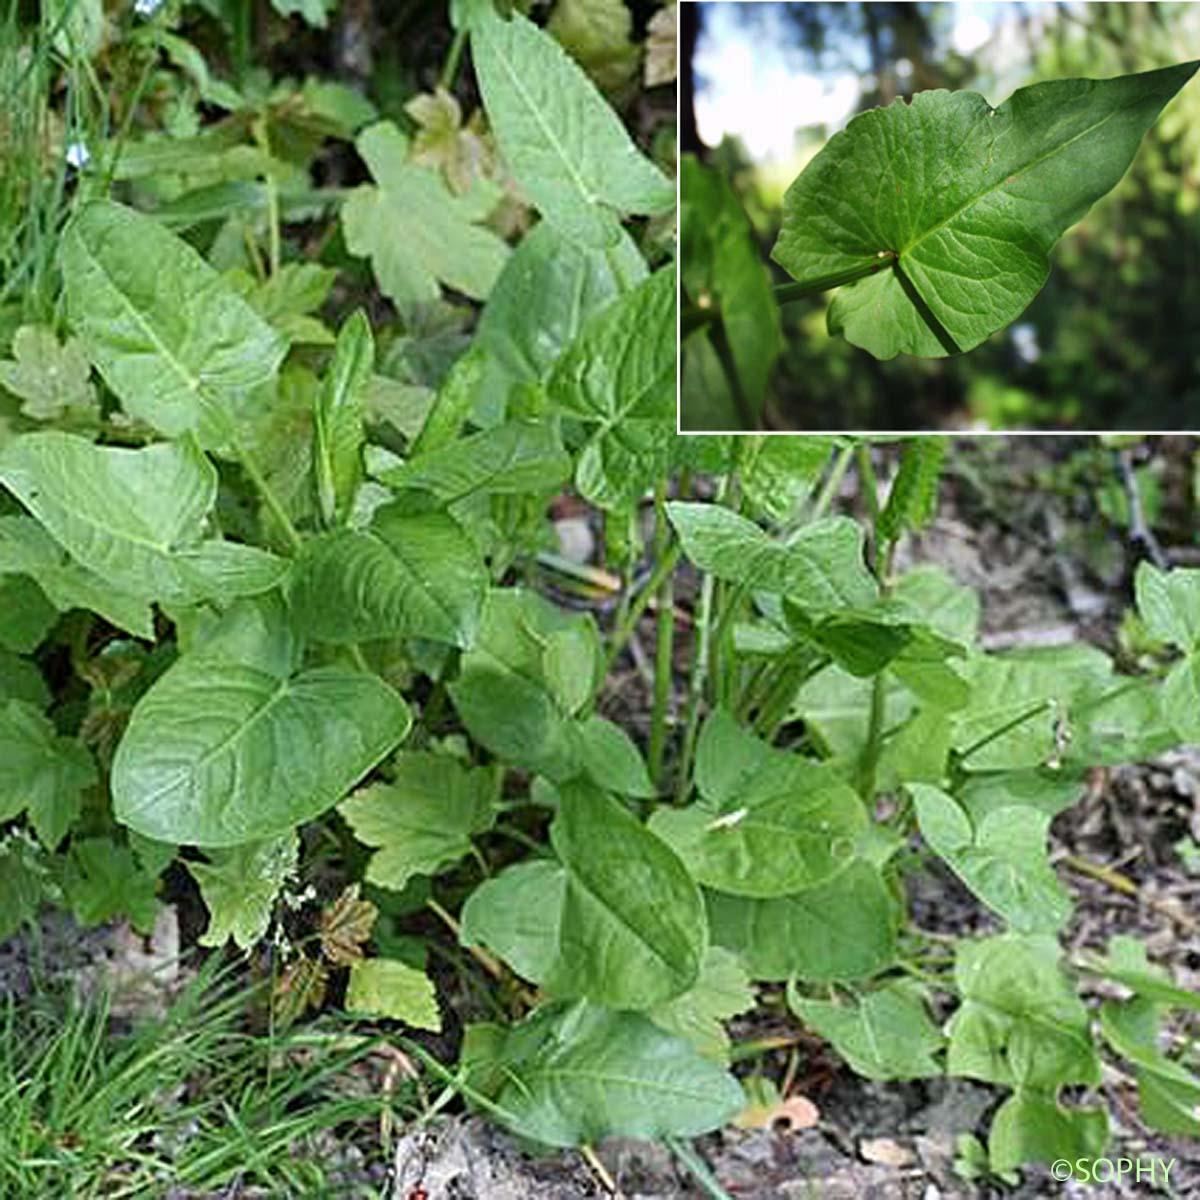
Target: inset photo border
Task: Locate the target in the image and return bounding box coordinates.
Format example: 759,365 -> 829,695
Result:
677,2 -> 1200,434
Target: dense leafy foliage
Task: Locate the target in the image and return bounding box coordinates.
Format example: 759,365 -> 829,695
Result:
2,0 -> 1198,1188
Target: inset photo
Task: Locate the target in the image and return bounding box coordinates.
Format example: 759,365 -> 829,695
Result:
679,2 -> 1200,432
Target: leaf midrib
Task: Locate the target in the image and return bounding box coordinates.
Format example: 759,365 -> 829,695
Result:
367,521 -> 466,638
900,102 -> 1125,259
518,1064 -> 723,1102
73,220 -> 212,410
127,668 -> 292,817
566,868 -> 691,983
479,19 -> 598,212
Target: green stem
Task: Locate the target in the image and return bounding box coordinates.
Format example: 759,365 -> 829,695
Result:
708,316 -> 755,429
238,445 -> 302,553
857,670 -> 887,802
395,1036 -> 518,1126
734,659 -> 770,722
252,118 -> 282,277
956,698 -> 1054,763
603,543 -> 683,677
856,443 -> 881,537
649,482 -> 675,787
682,257 -> 894,336
809,442 -> 855,522
675,570 -> 715,804
231,0 -> 253,85
681,303 -> 717,337
666,1137 -> 737,1200
859,592 -> 896,801
774,256 -> 895,304
99,30 -> 160,193
855,447 -> 892,801
752,659 -> 811,742
711,580 -> 750,709
674,463 -> 738,802
439,25 -> 468,91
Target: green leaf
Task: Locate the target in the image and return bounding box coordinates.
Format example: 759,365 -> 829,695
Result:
1135,562 -> 1200,651
649,946 -> 756,1062
1083,935 -> 1200,1011
1100,996 -> 1200,1136
0,648 -> 50,708
469,6 -> 673,245
876,439 -> 946,544
879,709 -> 952,788
345,957 -> 441,1031
547,781 -> 707,1009
187,834 -> 298,950
946,934 -> 1099,1090
891,565 -> 981,645
0,433 -> 287,608
951,644 -> 1113,771
460,859 -> 566,984
63,837 -> 160,934
547,0 -> 640,95
287,505 -> 486,647
680,155 -> 781,428
792,664 -> 911,764
338,753 -> 496,891
548,266 -> 675,510
475,1001 -> 745,1147
0,575 -> 57,653
313,311 -> 371,526
571,714 -> 655,798
61,201 -> 287,445
412,344 -> 487,455
379,419 -> 572,508
473,220 -> 647,422
773,62 -> 1199,358
956,770 -> 1083,822
0,516 -> 152,638
448,588 -> 601,782
987,1089 -> 1107,1174
0,324 -> 96,420
787,979 -> 943,1080
0,835 -> 52,942
649,709 -> 866,897
1162,655 -> 1200,740
0,699 -> 96,849
112,608 -> 411,847
245,262 -> 337,346
739,439 -> 834,523
342,122 -> 509,310
667,503 -> 878,610
911,784 -> 1072,934
706,859 -> 896,982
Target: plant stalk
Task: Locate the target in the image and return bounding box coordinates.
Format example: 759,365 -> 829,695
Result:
439,25 -> 468,91
604,543 -> 683,676
648,482 -> 675,787
681,257 -> 895,335
237,445 -> 303,553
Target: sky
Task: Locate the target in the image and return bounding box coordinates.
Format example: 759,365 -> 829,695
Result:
692,2 -> 1021,163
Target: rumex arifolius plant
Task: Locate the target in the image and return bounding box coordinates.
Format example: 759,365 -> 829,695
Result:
681,59 -> 1199,429
2,5 -> 1199,1187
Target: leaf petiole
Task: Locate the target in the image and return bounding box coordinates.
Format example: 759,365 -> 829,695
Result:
773,253 -> 896,305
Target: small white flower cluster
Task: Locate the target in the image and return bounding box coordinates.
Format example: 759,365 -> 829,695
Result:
65,140 -> 90,169
134,0 -> 163,16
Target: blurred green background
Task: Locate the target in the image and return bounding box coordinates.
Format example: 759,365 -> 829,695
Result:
681,1 -> 1200,431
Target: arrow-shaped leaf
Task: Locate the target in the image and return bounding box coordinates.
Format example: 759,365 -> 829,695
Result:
774,62 -> 1199,358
